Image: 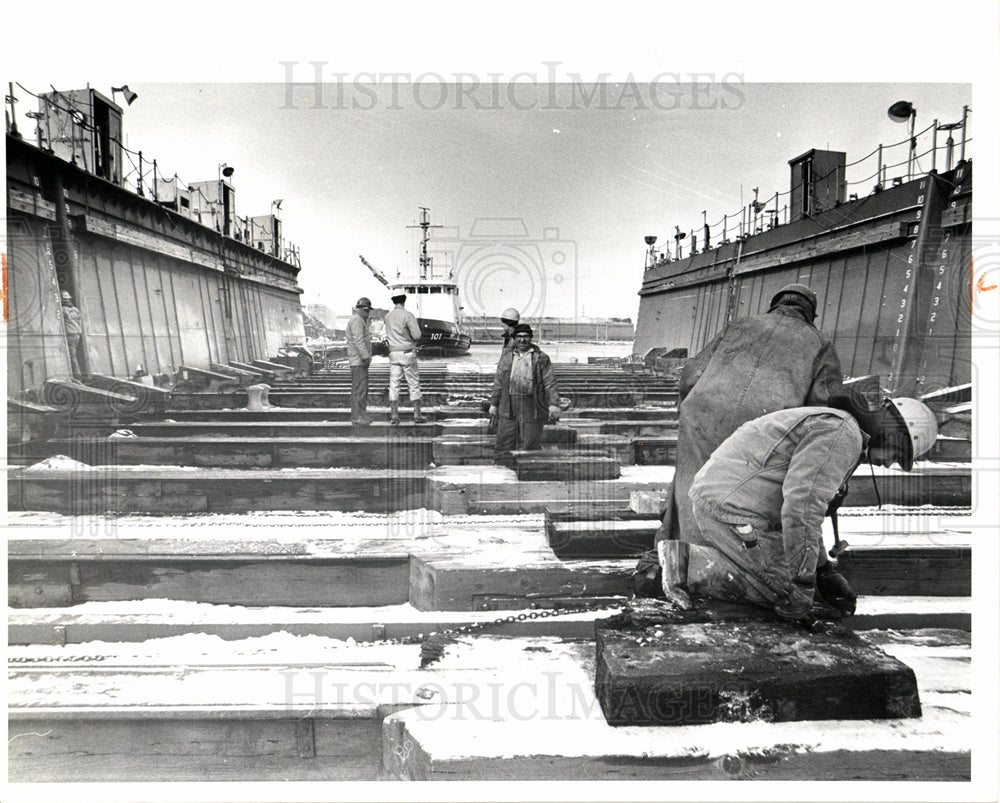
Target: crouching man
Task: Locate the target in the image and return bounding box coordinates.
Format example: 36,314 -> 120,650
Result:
658,394 -> 938,628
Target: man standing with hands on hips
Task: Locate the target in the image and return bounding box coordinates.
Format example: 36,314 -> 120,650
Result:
383,293 -> 427,425
346,297 -> 373,425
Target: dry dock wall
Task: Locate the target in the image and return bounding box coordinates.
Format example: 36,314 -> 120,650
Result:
634,164 -> 972,395
5,134 -> 305,396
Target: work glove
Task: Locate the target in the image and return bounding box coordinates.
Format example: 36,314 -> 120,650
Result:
488,405 -> 498,418
548,405 -> 561,423
816,562 -> 857,616
773,578 -> 816,622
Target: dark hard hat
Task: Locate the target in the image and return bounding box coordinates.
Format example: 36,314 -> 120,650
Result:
769,283 -> 818,316
391,293 -> 407,304
512,323 -> 533,338
355,297 -> 372,309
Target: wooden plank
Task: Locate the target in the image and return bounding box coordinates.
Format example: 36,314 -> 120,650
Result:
11,470 -> 427,514
8,717 -> 380,782
515,453 -> 621,481
384,742 -> 969,781
409,555 -> 633,611
632,436 -> 677,465
9,558 -> 410,607
838,546 -> 970,597
6,597 -> 971,646
595,619 -> 921,726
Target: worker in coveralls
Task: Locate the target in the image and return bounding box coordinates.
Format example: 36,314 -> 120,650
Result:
384,293 -> 427,425
658,393 -> 939,629
634,284 -> 843,595
489,323 -> 561,452
346,297 -> 373,425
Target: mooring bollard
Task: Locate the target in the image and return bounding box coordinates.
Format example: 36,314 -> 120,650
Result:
246,383 -> 272,410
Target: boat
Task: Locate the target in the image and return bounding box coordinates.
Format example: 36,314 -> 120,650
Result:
359,207 -> 473,355
633,101 -> 972,399
5,82 -> 308,404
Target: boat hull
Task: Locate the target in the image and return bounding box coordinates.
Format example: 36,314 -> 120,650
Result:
416,317 -> 472,354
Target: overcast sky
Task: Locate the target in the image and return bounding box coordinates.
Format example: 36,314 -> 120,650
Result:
3,2 -> 994,324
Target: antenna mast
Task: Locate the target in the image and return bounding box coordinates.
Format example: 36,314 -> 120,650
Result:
408,207 -> 441,280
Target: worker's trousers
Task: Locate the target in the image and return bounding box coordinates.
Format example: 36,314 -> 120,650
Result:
687,500 -> 815,620
350,360 -> 370,419
388,351 -> 421,401
65,333 -> 82,378
495,394 -> 545,451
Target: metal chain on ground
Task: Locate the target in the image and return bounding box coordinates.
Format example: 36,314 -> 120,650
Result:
6,600 -> 626,668
9,654 -> 107,664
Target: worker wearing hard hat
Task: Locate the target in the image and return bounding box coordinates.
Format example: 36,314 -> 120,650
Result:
499,307 -> 521,354
657,391 -> 939,630
346,297 -> 373,424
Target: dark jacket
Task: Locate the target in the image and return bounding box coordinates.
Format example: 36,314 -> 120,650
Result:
491,345 -> 559,421
671,304 -> 844,545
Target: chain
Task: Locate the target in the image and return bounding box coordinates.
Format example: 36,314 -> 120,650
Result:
411,599 -> 627,666
7,601 -> 626,669
9,654 -> 107,664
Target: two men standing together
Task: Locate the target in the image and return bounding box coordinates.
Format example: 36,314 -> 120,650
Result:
346,293 -> 425,426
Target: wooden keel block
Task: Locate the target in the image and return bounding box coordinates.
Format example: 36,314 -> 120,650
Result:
514,453 -> 621,481
595,618 -> 921,726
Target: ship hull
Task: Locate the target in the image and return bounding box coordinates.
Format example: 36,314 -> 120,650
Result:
416,317 -> 472,354
633,162 -> 972,396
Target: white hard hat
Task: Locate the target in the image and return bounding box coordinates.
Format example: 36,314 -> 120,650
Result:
885,397 -> 939,470
500,307 -> 520,324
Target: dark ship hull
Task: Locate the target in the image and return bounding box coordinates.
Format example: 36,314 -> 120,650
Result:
634,160 -> 972,397
415,317 -> 473,354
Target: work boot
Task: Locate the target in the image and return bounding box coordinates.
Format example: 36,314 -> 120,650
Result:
656,540 -> 693,610
353,413 -> 372,426
389,401 -> 400,426
412,399 -> 428,424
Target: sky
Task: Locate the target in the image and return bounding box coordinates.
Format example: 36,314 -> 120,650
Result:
3,3 -> 993,327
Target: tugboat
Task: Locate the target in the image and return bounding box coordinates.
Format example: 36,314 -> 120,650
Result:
360,207 -> 472,355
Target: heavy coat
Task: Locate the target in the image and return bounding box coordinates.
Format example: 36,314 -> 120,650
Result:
670,304 -> 843,545
491,345 -> 559,421
345,311 -> 371,366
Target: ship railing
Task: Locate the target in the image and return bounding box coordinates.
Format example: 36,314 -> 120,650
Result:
6,81 -> 300,268
646,109 -> 972,266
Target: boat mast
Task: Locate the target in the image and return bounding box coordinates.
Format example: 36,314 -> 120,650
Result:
409,207 -> 440,281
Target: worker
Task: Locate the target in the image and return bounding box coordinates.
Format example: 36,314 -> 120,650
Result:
658,393 -> 939,629
671,283 -> 843,545
346,297 -> 373,425
489,323 -> 561,452
60,290 -> 84,379
383,293 -> 426,425
500,307 -> 521,354
634,283 -> 843,595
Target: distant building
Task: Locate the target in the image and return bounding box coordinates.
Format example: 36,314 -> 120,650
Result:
304,302 -> 336,329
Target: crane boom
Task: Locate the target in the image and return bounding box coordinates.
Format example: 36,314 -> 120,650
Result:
359,255 -> 391,288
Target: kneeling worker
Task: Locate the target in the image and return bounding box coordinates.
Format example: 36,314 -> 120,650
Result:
658,394 -> 938,629
489,324 -> 561,452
